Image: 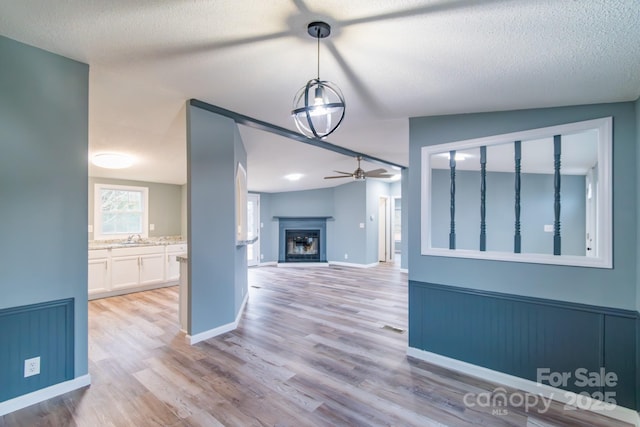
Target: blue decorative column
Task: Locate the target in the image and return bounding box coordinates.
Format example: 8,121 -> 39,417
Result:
514,141 -> 521,253
479,146 -> 487,251
553,135 -> 561,255
449,150 -> 456,250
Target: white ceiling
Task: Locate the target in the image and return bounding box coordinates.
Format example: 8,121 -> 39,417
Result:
1,0 -> 639,191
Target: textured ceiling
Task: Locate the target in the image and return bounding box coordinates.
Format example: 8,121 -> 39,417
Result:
0,0 -> 638,191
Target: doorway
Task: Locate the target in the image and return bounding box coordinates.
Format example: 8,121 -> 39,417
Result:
247,193 -> 260,266
392,196 -> 402,265
378,196 -> 391,262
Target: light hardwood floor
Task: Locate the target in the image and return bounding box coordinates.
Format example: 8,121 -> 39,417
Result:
1,264 -> 631,426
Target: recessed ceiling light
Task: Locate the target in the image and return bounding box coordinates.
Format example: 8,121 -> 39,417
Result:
91,153 -> 135,169
390,174 -> 401,181
284,173 -> 304,181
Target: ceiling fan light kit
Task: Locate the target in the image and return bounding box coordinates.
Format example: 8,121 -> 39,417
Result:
292,22 -> 346,139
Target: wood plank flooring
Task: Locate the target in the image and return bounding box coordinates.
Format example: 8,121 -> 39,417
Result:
1,264 -> 631,426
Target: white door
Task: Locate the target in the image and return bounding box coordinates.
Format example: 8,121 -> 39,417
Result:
247,193 -> 260,266
378,197 -> 391,262
393,197 -> 402,258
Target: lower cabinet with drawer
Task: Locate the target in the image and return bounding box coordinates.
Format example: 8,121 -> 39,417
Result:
88,244 -> 187,300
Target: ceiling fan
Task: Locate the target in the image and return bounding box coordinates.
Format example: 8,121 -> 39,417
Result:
324,156 -> 393,180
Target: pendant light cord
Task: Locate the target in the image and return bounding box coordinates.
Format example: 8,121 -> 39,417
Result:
316,30 -> 320,80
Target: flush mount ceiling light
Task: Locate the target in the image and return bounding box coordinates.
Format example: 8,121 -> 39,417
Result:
91,153 -> 135,169
284,173 -> 304,181
291,21 -> 346,140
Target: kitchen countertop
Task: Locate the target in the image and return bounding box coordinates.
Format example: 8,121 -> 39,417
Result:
89,236 -> 187,250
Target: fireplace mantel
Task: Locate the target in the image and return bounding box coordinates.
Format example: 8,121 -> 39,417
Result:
273,216 -> 333,220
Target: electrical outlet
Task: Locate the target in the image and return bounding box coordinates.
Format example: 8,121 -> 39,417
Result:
149,223 -> 155,231
260,254 -> 264,260
344,253 -> 348,260
24,356 -> 40,377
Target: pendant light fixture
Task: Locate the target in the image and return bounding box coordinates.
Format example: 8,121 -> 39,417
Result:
292,21 -> 346,139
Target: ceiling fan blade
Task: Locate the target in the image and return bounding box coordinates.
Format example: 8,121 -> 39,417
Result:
366,173 -> 394,178
364,168 -> 388,176
333,170 -> 353,175
326,42 -> 387,117
324,175 -> 352,179
119,30 -> 293,62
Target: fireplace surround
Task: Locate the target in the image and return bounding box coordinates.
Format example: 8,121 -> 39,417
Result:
276,217 -> 330,263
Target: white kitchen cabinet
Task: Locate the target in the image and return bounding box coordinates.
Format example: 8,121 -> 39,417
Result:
89,244 -> 183,299
111,255 -> 140,290
165,244 -> 187,282
88,250 -> 110,294
139,252 -> 165,285
111,246 -> 165,290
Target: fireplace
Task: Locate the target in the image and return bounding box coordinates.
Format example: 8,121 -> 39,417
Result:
285,229 -> 320,262
276,217 -> 330,263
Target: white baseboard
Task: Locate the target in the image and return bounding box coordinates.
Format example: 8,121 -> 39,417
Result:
0,374 -> 91,416
328,261 -> 379,268
258,261 -> 277,267
399,268 -> 408,273
187,292 -> 249,345
407,347 -> 640,427
277,262 -> 329,268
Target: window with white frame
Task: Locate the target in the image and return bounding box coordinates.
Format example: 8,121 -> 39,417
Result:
94,183 -> 149,240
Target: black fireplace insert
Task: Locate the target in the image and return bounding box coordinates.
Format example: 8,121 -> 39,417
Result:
285,229 -> 320,262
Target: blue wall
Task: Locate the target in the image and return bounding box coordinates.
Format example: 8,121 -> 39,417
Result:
187,104 -> 248,335
257,180 -> 395,266
0,35 -> 88,399
410,102 -> 636,309
409,102 -> 639,410
333,181 -> 367,264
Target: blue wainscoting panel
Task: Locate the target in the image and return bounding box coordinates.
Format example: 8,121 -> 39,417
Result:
409,281 -> 638,410
0,299 -> 74,401
603,314 -> 637,409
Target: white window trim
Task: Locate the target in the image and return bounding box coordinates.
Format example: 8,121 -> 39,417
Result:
94,183 -> 149,241
420,117 -> 612,269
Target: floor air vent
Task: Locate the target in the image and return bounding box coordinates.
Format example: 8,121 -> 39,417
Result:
382,325 -> 405,333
